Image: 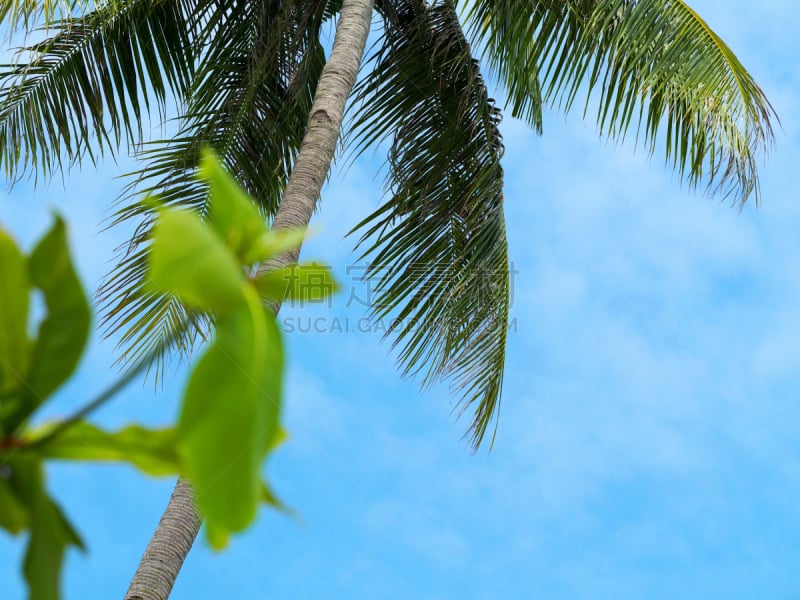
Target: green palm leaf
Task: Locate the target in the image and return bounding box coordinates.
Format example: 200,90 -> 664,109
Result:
462,0 -> 777,204
98,0 -> 331,373
352,0 -> 509,447
0,0 -> 194,180
0,0 -> 88,32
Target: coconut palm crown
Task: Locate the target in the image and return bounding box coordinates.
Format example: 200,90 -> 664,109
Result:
0,0 -> 777,448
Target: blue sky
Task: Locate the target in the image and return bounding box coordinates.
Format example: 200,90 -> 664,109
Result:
1,1 -> 800,598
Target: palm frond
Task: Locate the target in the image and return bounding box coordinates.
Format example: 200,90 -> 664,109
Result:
461,0 -> 777,204
0,0 -> 195,180
98,0 -> 331,374
0,0 -> 88,33
352,0 -> 509,448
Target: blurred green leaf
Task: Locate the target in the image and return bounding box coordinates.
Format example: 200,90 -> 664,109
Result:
259,478 -> 296,518
0,477 -> 29,534
199,149 -> 268,265
258,428 -> 292,515
8,456 -> 84,600
0,228 -> 30,404
147,208 -> 247,313
24,493 -> 84,600
34,422 -> 179,477
21,217 -> 90,411
255,263 -> 339,303
177,292 -> 283,550
248,228 -> 308,264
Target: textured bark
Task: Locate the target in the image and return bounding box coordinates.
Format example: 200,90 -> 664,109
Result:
259,0 -> 376,270
124,479 -> 200,600
123,1 -> 375,597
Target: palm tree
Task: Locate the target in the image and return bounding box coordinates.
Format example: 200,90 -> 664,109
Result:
0,0 -> 776,597
125,1 -> 376,597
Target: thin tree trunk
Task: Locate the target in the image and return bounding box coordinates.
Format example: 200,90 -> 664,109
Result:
123,1 -> 375,598
124,480 -> 200,600
260,0 -> 377,270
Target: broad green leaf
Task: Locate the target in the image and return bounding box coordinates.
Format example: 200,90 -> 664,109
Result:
24,493 -> 84,600
178,291 -> 283,550
0,228 -> 30,402
248,228 -> 308,264
199,149 -> 267,265
259,478 -> 296,518
0,477 -> 29,534
258,428 -> 291,514
266,425 -> 287,453
33,422 -> 179,476
259,480 -> 281,507
8,455 -> 83,600
23,216 -> 90,407
147,208 -> 246,313
255,263 -> 340,303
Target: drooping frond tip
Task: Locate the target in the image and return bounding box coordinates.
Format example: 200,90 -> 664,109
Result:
462,0 -> 777,206
354,0 -> 510,449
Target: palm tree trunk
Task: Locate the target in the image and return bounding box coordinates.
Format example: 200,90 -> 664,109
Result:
260,0 -> 377,268
123,1 -> 375,598
124,479 -> 199,600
